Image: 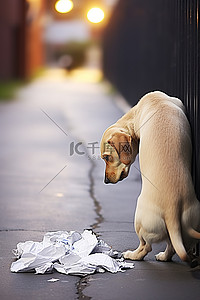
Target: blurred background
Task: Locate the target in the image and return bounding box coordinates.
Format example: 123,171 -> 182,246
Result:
0,0 -> 116,79
0,0 -> 199,199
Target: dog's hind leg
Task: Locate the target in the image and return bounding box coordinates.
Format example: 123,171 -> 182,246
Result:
155,240 -> 175,262
123,237 -> 152,260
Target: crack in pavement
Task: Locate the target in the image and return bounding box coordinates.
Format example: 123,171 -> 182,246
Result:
89,158 -> 104,231
43,104 -> 104,298
42,105 -> 105,299
76,277 -> 92,300
76,142 -> 104,300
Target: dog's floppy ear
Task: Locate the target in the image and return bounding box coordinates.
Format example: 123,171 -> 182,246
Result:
108,132 -> 132,165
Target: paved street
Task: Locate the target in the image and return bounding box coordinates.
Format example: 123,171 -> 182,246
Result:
0,69 -> 200,299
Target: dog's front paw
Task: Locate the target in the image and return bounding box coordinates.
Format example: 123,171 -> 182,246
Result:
123,250 -> 132,260
123,250 -> 142,260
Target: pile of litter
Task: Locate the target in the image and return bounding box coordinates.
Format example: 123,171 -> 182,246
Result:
10,230 -> 134,276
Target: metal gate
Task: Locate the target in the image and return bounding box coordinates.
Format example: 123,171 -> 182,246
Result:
103,0 -> 200,200
172,0 -> 200,201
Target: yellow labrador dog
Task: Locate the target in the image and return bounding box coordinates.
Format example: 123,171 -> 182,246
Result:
100,91 -> 200,266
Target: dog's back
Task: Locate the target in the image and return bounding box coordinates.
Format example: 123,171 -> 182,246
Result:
137,92 -> 191,191
136,91 -> 200,261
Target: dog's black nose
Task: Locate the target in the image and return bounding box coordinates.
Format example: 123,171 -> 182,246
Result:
104,176 -> 111,184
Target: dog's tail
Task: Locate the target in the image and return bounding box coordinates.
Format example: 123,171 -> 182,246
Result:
187,228 -> 200,240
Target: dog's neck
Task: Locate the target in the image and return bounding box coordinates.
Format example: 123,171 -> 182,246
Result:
115,105 -> 141,141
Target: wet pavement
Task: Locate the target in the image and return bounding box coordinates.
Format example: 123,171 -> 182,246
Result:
0,69 -> 200,299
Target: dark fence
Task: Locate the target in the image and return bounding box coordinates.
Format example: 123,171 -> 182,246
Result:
103,0 -> 200,201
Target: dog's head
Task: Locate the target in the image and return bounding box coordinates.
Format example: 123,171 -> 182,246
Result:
100,127 -> 138,184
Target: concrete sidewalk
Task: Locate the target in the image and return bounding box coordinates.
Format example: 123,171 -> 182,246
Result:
0,69 -> 200,300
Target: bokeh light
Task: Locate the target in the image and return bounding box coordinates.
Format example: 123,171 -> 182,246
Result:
87,7 -> 105,24
55,0 -> 73,14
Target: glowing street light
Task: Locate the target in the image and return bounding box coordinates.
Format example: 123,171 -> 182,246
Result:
55,0 -> 73,14
87,7 -> 105,24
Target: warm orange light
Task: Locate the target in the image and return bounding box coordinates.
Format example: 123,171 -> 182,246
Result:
55,0 -> 73,14
87,7 -> 105,24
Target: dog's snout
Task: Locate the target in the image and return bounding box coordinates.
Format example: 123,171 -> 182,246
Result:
104,176 -> 111,184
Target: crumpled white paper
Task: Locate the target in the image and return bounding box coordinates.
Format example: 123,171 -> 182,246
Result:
10,230 -> 134,276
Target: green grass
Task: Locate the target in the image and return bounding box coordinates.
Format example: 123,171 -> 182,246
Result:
0,80 -> 24,101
